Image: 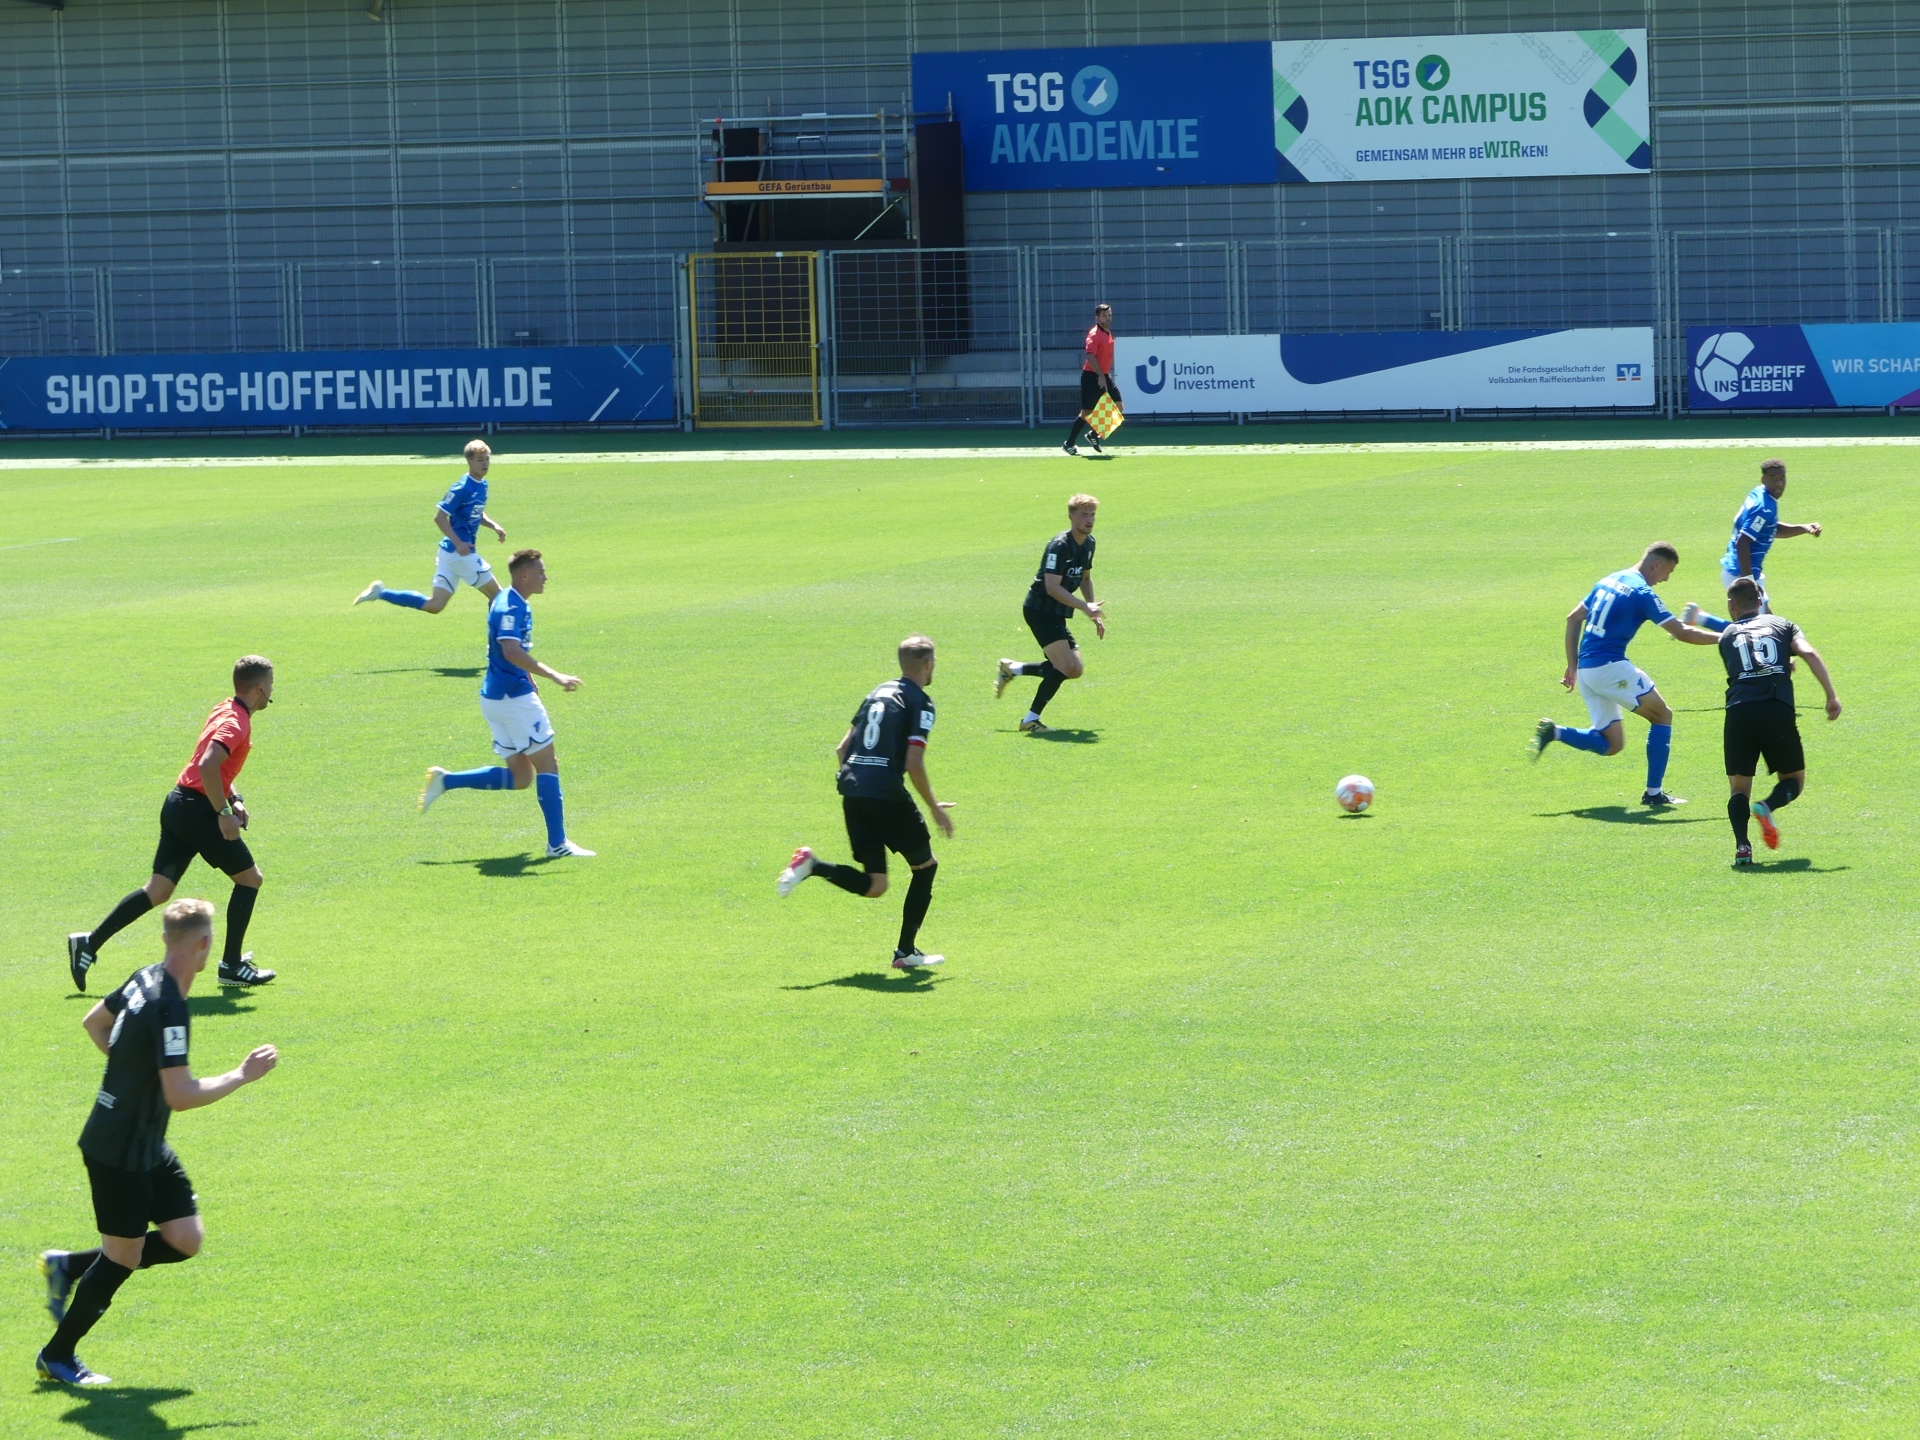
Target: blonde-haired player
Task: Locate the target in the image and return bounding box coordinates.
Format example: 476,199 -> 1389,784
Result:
995,494 -> 1104,733
354,438 -> 507,613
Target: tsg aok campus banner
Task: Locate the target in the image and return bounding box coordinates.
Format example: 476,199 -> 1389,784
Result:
1688,324 -> 1920,409
0,345 -> 674,431
912,29 -> 1650,191
1114,329 -> 1655,413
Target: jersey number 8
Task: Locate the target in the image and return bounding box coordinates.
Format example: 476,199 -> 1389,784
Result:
863,702 -> 885,750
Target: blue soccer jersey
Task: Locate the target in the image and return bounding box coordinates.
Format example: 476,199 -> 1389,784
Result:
1576,568 -> 1673,668
1720,485 -> 1778,575
482,587 -> 536,699
438,473 -> 489,552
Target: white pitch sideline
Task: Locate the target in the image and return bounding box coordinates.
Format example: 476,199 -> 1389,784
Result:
3,432 -> 1920,471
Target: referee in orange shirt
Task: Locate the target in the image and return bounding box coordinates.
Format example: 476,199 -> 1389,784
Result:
67,657 -> 278,991
1064,302 -> 1121,455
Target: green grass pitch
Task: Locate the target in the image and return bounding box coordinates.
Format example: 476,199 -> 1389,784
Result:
2,439 -> 1915,1437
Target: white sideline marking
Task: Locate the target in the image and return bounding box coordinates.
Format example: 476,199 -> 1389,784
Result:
0,536 -> 78,551
1,434 -> 1919,470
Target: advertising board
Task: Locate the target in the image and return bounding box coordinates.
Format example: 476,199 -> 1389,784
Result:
0,345 -> 675,431
910,43 -> 1277,192
1687,323 -> 1920,409
1271,30 -> 1651,182
1116,329 -> 1655,412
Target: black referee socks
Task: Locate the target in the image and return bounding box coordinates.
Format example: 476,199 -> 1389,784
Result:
1762,779 -> 1802,811
1727,793 -> 1751,845
223,882 -> 259,969
88,889 -> 154,953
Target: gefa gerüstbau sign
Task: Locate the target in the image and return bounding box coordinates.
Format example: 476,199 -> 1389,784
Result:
1271,30 -> 1650,182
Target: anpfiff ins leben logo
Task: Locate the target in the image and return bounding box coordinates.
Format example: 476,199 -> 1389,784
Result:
1693,330 -> 1808,403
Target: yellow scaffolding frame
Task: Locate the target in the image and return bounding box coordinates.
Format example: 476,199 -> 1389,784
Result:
688,251 -> 821,428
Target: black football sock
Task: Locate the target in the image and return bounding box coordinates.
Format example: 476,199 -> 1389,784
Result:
61,1248 -> 102,1277
897,861 -> 937,954
139,1232 -> 191,1268
45,1257 -> 132,1360
1014,661 -> 1061,678
813,861 -> 871,896
222,882 -> 259,968
88,890 -> 154,952
1030,670 -> 1068,715
1064,418 -> 1084,446
1762,778 -> 1802,811
1728,793 -> 1751,845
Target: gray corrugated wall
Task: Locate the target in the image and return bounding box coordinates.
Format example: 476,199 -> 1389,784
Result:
0,0 -> 1915,355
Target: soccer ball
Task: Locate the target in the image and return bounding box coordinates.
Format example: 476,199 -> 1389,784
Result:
1692,331 -> 1753,404
1335,775 -> 1375,813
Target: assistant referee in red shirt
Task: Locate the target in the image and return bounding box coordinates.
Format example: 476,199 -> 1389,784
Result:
1064,302 -> 1121,455
67,656 -> 278,991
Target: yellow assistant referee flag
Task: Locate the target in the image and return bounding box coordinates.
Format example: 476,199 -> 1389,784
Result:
1087,391 -> 1124,440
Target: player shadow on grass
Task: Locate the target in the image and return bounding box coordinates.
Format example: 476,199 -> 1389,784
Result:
1022,728 -> 1100,744
187,992 -> 257,1018
40,1383 -> 256,1438
417,853 -> 550,878
782,970 -> 947,994
359,666 -> 483,680
1537,806 -> 1716,826
1735,857 -> 1850,875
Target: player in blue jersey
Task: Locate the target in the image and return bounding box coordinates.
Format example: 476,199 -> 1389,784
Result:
416,549 -> 593,858
353,439 -> 507,614
777,635 -> 955,970
1681,458 -> 1823,629
1528,543 -> 1722,806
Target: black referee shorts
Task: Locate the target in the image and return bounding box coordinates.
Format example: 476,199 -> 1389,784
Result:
1079,370 -> 1119,412
86,1151 -> 198,1239
842,796 -> 932,873
1025,606 -> 1078,652
152,785 -> 254,882
1724,698 -> 1805,777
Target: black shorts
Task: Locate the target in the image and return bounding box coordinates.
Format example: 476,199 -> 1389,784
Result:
1080,370 -> 1119,411
85,1150 -> 197,1238
1724,699 -> 1805,777
842,796 -> 932,873
1025,606 -> 1078,652
152,786 -> 253,882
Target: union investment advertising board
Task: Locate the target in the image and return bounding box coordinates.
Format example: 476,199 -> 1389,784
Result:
912,29 -> 1650,190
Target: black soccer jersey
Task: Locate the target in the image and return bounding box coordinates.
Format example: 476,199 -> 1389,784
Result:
1025,530 -> 1096,617
1719,613 -> 1800,707
78,963 -> 191,1172
837,677 -> 935,800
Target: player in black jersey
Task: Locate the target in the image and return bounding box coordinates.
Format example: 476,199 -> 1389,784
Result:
35,899 -> 278,1388
1717,577 -> 1841,865
778,635 -> 955,969
995,494 -> 1104,733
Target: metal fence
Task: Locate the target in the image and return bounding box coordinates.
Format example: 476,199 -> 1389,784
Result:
5,228 -> 1918,431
